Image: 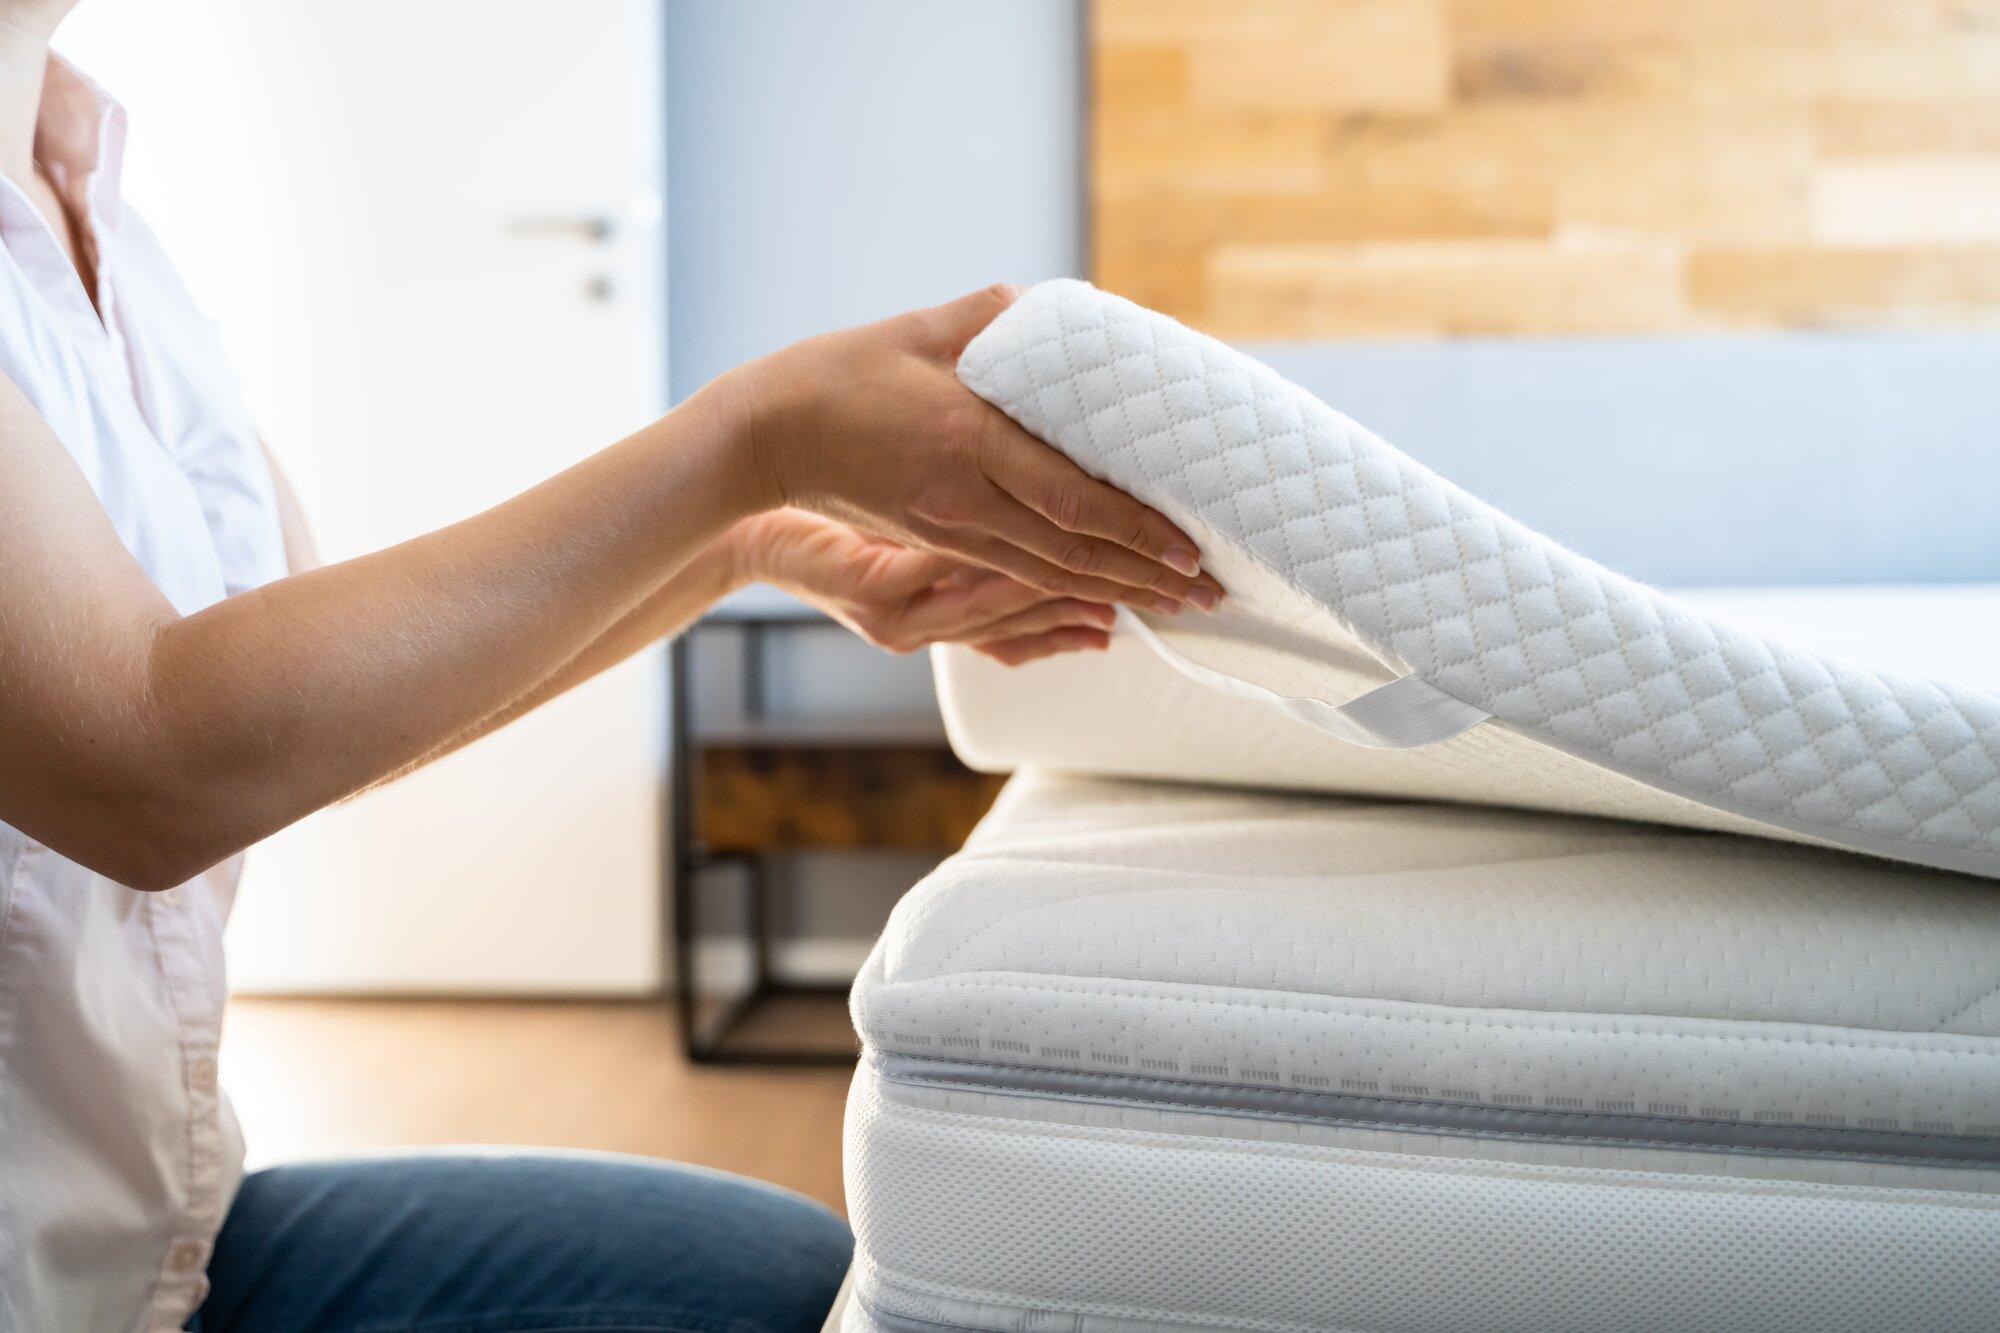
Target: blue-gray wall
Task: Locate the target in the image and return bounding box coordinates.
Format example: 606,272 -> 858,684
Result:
666,0 -> 1083,401
665,1 -> 1999,589
1255,335 -> 2000,587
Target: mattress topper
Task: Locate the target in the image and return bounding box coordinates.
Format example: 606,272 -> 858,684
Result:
952,280 -> 2000,880
853,771 -> 2000,1163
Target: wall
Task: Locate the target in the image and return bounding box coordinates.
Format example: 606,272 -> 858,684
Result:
665,0 -> 1084,712
664,0 -> 1089,971
667,0 -> 1086,401
1088,0 -> 2000,584
1095,0 -> 2000,339
1253,331 -> 2000,585
666,0 -> 2000,631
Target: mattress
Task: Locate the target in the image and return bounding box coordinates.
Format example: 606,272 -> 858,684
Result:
845,771 -> 2000,1333
940,280 -> 2000,880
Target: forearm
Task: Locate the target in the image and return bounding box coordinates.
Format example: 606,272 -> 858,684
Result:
115,389 -> 760,884
393,528 -> 747,776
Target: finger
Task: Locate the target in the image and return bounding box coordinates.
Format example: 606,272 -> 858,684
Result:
975,626 -> 1113,667
974,495 -> 1220,609
977,410 -> 1211,585
937,564 -> 993,590
958,598 -> 1116,646
948,530 -> 1188,614
895,569 -> 1052,641
864,545 -> 965,600
917,283 -> 1025,359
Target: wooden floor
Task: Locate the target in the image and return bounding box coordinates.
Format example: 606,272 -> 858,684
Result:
221,997 -> 857,1213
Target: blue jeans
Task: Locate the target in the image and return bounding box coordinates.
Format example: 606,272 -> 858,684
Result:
188,1153 -> 851,1333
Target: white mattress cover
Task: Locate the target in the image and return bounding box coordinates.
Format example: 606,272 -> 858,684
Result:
845,771 -> 2000,1331
856,771 -> 2000,1152
844,1064 -> 2000,1333
946,281 -> 2000,880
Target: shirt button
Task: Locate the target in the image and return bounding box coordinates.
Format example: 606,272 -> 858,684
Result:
189,1058 -> 219,1092
166,1239 -> 206,1273
158,887 -> 185,908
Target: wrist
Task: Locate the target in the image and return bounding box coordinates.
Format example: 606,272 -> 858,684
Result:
697,355 -> 810,518
717,511 -> 794,591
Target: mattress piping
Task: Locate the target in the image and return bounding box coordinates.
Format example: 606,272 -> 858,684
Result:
875,1054 -> 2000,1170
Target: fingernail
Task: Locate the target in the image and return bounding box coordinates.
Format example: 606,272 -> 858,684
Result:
1187,587 -> 1218,612
1162,547 -> 1200,577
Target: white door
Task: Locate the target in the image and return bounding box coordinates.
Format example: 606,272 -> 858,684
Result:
59,1 -> 668,992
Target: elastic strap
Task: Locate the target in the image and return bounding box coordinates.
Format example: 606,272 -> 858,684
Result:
1116,607 -> 1492,751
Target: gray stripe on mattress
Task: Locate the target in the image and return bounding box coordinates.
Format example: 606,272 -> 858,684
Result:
854,1286 -> 1185,1333
877,1055 -> 2000,1169
852,1297 -> 972,1333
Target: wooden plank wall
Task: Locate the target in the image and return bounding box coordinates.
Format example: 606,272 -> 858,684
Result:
1092,0 -> 2000,338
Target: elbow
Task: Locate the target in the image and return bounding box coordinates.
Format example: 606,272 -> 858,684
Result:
113,846 -> 217,894
58,804 -> 240,894
23,733 -> 273,892
17,698 -> 265,892
90,831 -> 226,894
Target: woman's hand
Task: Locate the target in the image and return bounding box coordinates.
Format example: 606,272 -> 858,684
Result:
706,284 -> 1223,616
730,509 -> 1117,666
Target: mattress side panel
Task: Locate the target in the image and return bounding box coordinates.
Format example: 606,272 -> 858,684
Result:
855,973 -> 2000,1145
845,1065 -> 2000,1333
867,778 -> 2000,1036
853,775 -> 2000,1137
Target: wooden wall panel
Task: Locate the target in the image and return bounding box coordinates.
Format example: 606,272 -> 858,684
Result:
1092,0 -> 2000,337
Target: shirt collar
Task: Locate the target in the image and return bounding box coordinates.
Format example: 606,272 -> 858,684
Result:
35,53 -> 126,224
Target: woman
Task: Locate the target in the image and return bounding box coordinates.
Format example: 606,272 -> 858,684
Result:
0,3 -> 1220,1329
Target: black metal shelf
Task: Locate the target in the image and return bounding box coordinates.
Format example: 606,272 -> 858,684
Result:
666,595 -> 922,1065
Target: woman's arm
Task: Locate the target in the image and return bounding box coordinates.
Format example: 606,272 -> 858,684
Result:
0,285 -> 1215,891
1,379 -> 757,890
355,527 -> 745,788
403,509 -> 1117,779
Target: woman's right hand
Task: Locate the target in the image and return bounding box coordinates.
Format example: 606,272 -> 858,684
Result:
705,284 -> 1222,615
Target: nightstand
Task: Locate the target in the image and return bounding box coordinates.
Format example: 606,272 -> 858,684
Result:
667,587 -> 1005,1063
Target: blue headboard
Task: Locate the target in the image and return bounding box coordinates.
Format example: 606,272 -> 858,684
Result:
1251,334 -> 2000,588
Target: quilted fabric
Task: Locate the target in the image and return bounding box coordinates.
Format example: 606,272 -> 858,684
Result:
956,281 -> 2000,879
855,771 -> 2000,1141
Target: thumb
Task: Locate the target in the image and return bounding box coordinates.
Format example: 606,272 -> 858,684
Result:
869,545 -> 965,598
921,282 -> 1025,359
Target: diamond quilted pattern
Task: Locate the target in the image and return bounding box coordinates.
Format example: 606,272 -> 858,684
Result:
958,281 -> 2000,875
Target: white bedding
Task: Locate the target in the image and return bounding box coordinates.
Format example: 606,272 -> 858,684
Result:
844,772 -> 2000,1333
944,281 -> 2000,880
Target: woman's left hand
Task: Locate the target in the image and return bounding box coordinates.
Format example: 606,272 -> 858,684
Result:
728,509 -> 1122,666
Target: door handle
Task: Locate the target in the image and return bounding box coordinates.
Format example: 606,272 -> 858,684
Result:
504,214 -> 616,242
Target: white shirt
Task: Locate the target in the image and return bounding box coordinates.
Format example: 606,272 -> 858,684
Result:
0,59 -> 287,1332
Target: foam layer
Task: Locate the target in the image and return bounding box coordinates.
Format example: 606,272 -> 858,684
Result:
948,281 -> 2000,879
